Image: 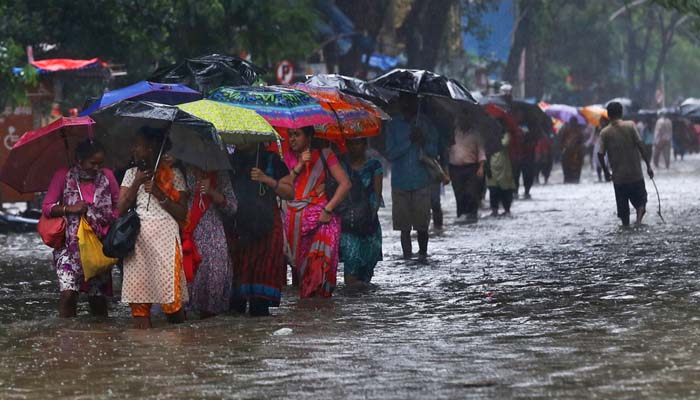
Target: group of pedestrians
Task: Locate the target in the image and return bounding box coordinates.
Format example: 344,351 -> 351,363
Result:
43,124 -> 387,328
42,96 -> 658,327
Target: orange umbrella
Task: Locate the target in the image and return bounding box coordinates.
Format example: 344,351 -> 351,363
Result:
288,83 -> 389,140
580,105 -> 608,127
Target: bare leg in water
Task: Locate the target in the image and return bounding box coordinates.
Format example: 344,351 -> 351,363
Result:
58,290 -> 78,318
401,230 -> 412,259
635,206 -> 646,225
417,231 -> 428,257
88,295 -> 108,317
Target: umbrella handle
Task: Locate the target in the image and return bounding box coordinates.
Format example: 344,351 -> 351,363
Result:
146,135 -> 168,211
256,144 -> 267,196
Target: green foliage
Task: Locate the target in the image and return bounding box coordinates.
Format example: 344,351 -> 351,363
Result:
0,0 -> 320,109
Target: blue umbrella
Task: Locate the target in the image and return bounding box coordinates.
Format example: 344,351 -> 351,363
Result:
80,81 -> 202,116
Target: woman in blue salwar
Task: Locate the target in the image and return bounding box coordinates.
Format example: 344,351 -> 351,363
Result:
339,138 -> 383,285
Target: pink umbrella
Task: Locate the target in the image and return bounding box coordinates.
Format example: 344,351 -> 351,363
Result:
0,117 -> 95,193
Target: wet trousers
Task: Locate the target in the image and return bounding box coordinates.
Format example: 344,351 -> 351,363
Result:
489,186 -> 513,213
449,164 -> 480,217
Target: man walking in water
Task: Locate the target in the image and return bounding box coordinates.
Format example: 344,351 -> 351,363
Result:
598,102 -> 654,226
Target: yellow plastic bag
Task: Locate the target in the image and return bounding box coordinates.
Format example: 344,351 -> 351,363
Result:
78,217 -> 118,281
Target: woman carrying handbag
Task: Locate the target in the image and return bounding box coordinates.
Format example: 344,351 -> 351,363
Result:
42,140 -> 120,318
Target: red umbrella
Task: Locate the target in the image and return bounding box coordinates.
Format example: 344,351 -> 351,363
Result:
0,117 -> 95,193
483,104 -> 520,134
483,104 -> 524,160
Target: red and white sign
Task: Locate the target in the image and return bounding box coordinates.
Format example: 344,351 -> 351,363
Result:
276,60 -> 294,84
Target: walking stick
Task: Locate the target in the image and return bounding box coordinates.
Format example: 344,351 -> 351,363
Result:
650,177 -> 665,224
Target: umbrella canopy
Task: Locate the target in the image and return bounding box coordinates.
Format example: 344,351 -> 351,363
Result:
92,101 -> 230,171
370,69 -> 478,103
305,74 -> 397,105
0,117 -> 95,193
483,104 -> 521,135
605,97 -> 637,116
290,83 -> 389,140
544,104 -> 587,125
80,81 -> 202,116
679,98 -> 700,121
149,54 -> 264,94
176,99 -> 279,145
207,86 -> 335,129
580,105 -> 608,127
511,100 -> 553,138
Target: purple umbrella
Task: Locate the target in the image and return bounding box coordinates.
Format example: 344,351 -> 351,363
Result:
544,104 -> 587,125
80,81 -> 202,116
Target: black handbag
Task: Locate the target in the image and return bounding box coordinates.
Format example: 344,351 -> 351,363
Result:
102,209 -> 141,258
340,170 -> 378,235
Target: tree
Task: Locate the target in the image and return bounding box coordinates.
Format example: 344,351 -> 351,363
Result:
0,0 -> 321,108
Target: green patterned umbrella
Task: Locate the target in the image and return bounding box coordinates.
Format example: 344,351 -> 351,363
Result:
177,99 -> 280,144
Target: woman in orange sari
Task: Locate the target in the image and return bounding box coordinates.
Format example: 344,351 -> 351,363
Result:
285,126 -> 351,298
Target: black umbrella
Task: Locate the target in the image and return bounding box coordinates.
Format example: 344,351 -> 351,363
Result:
305,74 -> 397,105
370,69 -> 478,103
149,54 -> 265,95
680,98 -> 700,121
92,100 -> 231,172
511,100 -> 553,139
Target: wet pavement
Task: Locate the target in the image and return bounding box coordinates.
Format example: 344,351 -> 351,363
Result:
1,155 -> 700,399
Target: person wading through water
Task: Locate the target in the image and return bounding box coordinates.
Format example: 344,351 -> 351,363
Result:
598,102 -> 654,226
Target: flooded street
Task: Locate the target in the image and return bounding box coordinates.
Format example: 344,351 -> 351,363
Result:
2,156 -> 700,399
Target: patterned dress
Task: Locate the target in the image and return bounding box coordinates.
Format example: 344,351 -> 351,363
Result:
339,158 -> 383,283
120,167 -> 188,306
286,149 -> 342,298
185,169 -> 237,315
229,151 -> 288,307
43,167 -> 119,295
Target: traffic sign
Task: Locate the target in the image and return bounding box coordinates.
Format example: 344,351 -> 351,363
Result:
276,60 -> 294,84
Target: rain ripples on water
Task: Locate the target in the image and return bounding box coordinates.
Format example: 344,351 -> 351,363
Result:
2,157 -> 700,399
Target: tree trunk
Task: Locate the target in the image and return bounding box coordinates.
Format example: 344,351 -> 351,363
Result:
336,0 -> 391,78
399,0 -> 455,70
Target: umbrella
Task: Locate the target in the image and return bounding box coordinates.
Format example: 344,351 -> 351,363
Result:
305,74 -> 397,105
92,101 -> 230,171
544,104 -> 587,125
79,81 -> 202,116
483,104 -> 521,135
605,97 -> 638,116
149,54 -> 265,94
0,117 -> 95,193
290,83 -> 389,140
512,100 -> 554,138
207,86 -> 335,129
580,105 -> 608,127
370,69 -> 478,103
176,99 -> 280,145
680,98 -> 700,121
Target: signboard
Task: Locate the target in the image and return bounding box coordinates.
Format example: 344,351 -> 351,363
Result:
276,60 -> 294,84
0,107 -> 35,203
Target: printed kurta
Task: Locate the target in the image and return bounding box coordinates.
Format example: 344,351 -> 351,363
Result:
120,167 -> 188,304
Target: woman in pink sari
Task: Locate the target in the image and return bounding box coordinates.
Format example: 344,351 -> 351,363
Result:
285,126 -> 351,298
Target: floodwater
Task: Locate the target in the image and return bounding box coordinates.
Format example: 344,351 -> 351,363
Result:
2,156 -> 700,399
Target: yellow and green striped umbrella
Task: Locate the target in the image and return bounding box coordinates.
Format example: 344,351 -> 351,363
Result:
177,99 -> 280,144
